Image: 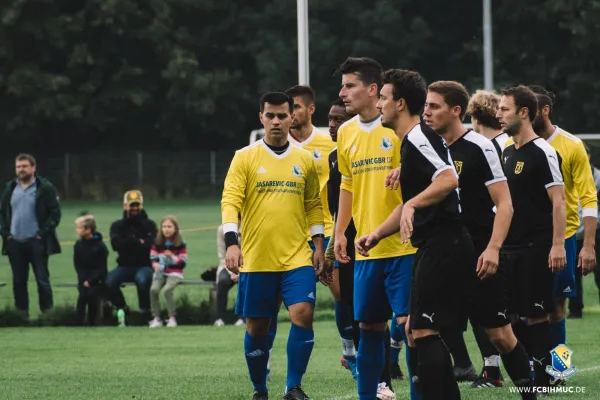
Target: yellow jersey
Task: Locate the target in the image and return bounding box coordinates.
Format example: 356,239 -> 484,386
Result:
337,115 -> 417,260
221,140 -> 324,272
505,127 -> 598,238
289,127 -> 337,239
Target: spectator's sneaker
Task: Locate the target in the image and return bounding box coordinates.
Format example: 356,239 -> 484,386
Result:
116,309 -> 126,327
391,363 -> 405,380
340,356 -> 358,380
454,364 -> 478,382
282,386 -> 311,400
253,391 -> 268,400
376,383 -> 396,400
149,318 -> 162,328
471,371 -> 503,388
166,317 -> 177,327
234,318 -> 246,326
214,318 -> 225,327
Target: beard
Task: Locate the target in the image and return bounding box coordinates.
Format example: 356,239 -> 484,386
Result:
504,121 -> 521,137
532,116 -> 545,134
381,118 -> 394,130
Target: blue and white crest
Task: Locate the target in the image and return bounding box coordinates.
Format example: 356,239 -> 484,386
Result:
313,149 -> 322,161
545,345 -> 578,380
381,136 -> 393,151
292,165 -> 303,177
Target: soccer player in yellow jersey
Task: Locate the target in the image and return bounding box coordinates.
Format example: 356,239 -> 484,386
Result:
334,57 -> 415,400
530,86 -> 598,356
221,92 -> 325,400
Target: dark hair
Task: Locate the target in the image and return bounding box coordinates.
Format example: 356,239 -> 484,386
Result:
428,81 -> 470,121
332,98 -> 345,107
259,92 -> 293,113
15,153 -> 36,166
501,85 -> 538,122
335,57 -> 383,88
381,69 -> 427,116
467,90 -> 502,130
583,141 -> 591,155
285,85 -> 316,105
529,85 -> 556,117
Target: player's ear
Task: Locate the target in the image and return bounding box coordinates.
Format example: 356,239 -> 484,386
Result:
396,98 -> 405,112
543,104 -> 550,117
453,106 -> 462,118
259,112 -> 263,123
369,83 -> 379,98
308,103 -> 315,116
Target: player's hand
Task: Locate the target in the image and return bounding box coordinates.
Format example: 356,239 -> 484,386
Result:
477,246 -> 499,280
334,234 -> 352,264
231,273 -> 239,283
400,202 -> 415,243
153,263 -> 160,273
313,248 -> 326,277
319,260 -> 335,286
578,244 -> 596,276
385,167 -> 401,190
548,244 -> 566,274
83,281 -> 90,288
226,245 -> 243,274
355,232 -> 381,257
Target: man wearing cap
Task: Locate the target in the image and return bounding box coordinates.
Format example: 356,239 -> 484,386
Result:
105,190 -> 157,321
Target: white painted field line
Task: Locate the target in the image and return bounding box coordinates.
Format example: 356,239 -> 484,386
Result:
325,366 -> 600,400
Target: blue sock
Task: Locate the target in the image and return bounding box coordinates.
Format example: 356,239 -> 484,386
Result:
335,302 -> 356,359
357,329 -> 385,400
286,324 -> 315,391
244,332 -> 270,393
390,319 -> 406,364
550,319 -> 566,348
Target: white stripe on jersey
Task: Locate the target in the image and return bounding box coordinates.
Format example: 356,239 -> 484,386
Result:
462,131 -> 507,186
407,125 -> 454,181
494,133 -> 509,150
532,139 -> 564,188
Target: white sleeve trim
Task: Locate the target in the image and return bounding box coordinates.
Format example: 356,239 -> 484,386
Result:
485,177 -> 508,186
310,224 -> 325,236
431,165 -> 453,181
341,175 -> 352,181
223,223 -> 239,234
582,208 -> 598,218
545,182 -> 564,189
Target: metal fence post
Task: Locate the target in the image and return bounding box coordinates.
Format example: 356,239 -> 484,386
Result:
210,150 -> 216,185
63,152 -> 70,200
137,151 -> 143,188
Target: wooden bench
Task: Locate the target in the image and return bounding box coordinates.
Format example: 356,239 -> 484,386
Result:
56,279 -> 212,288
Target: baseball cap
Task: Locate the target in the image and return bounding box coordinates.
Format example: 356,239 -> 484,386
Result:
123,190 -> 144,207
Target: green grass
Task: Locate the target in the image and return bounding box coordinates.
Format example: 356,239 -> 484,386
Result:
0,200 -> 600,398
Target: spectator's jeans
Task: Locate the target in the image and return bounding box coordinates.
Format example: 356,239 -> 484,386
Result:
150,276 -> 182,316
106,266 -> 153,312
216,268 -> 238,320
77,284 -> 102,325
6,238 -> 53,313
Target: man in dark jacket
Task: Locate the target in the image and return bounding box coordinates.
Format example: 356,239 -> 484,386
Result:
105,190 -> 157,319
0,154 -> 61,316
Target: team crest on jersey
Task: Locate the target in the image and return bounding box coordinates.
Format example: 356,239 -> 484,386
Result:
313,149 -> 322,161
454,161 -> 463,175
292,165 -> 303,177
515,161 -> 524,174
380,136 -> 393,151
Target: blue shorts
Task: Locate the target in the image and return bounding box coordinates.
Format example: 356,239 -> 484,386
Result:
354,255 -> 414,322
554,235 -> 577,298
235,267 -> 317,318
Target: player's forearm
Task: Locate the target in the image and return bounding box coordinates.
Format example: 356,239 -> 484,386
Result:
374,203 -> 403,240
312,236 -> 324,253
552,198 -> 567,246
407,171 -> 458,210
488,201 -> 513,250
335,190 -> 353,236
325,219 -> 336,261
582,216 -> 597,248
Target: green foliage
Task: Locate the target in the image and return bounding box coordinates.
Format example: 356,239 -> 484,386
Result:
1,0 -> 599,156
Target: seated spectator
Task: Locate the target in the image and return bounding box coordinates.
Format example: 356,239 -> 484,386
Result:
105,190 -> 157,323
149,216 -> 187,328
74,214 -> 108,326
214,224 -> 244,327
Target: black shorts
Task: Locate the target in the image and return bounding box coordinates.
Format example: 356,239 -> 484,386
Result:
503,236 -> 555,319
339,228 -> 356,308
470,236 -> 512,329
410,225 -> 476,331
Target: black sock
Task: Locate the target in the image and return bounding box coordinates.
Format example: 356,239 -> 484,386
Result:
440,327 -> 472,368
407,345 -> 421,395
528,321 -> 551,388
416,335 -> 459,400
476,325 -> 501,379
501,341 -> 535,399
352,320 -> 361,350
378,326 -> 392,390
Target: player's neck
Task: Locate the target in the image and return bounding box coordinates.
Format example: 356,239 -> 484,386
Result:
479,126 -> 503,140
358,106 -> 380,123
264,135 -> 289,148
439,121 -> 467,146
394,115 -> 421,141
536,121 -> 555,140
513,127 -> 538,148
290,123 -> 313,143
